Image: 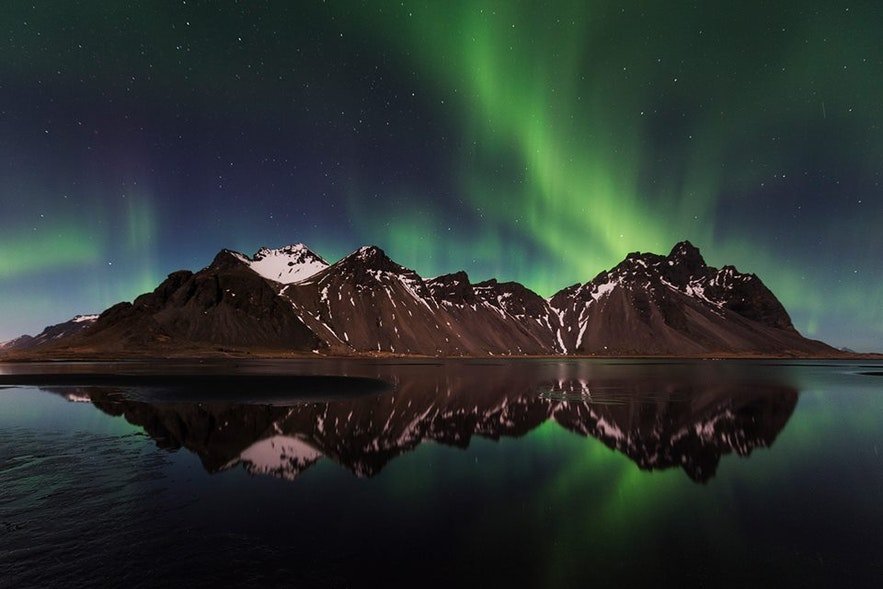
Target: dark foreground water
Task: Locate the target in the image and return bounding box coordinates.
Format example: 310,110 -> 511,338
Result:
1,359 -> 881,588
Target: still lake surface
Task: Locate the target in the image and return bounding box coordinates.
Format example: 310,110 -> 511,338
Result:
1,359 -> 881,588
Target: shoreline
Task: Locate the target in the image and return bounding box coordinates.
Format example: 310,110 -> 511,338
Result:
2,348 -> 881,363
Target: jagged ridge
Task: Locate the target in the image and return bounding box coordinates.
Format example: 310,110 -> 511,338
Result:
3,241 -> 837,357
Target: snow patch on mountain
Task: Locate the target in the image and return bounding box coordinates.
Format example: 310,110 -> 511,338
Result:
247,244 -> 328,284
233,434 -> 324,480
591,279 -> 618,302
73,314 -> 100,323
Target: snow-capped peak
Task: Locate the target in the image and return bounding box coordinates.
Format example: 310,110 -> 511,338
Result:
355,245 -> 386,259
247,243 -> 328,284
255,243 -> 311,259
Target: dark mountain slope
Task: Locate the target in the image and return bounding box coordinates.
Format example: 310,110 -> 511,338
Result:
63,250 -> 321,351
549,241 -> 833,355
282,246 -> 558,355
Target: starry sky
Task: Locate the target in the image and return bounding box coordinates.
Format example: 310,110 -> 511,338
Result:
1,1 -> 881,350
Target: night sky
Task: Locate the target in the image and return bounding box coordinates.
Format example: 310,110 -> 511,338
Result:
1,1 -> 881,350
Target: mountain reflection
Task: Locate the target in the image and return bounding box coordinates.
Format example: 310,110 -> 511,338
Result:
45,362 -> 798,483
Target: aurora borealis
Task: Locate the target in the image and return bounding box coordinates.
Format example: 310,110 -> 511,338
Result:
1,1 -> 881,349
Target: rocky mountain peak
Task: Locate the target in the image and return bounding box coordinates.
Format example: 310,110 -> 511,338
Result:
338,245 -> 410,274
355,244 -> 387,259
474,279 -> 556,321
426,271 -> 474,302
474,278 -> 530,294
210,249 -> 250,271
667,240 -> 706,270
432,270 -> 470,284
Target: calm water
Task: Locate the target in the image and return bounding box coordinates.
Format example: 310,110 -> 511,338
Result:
1,359 -> 881,588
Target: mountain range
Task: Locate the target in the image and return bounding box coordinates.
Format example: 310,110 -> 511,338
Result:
1,240 -> 837,357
